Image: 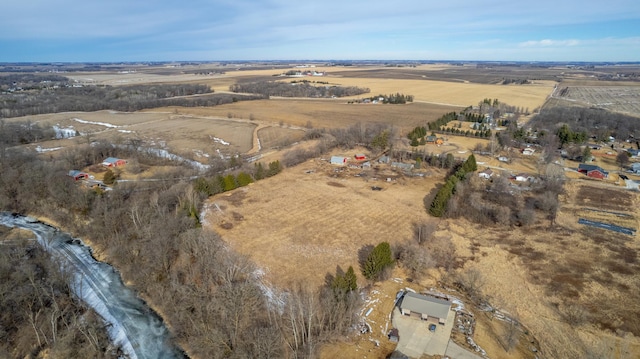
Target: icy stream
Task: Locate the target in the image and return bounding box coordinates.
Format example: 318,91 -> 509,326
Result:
0,212 -> 185,359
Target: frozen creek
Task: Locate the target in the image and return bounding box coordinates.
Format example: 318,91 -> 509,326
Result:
0,212 -> 185,359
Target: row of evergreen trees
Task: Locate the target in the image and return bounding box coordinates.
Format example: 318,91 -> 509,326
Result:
439,127 -> 491,138
427,112 -> 458,131
429,154 -> 477,217
193,160 -> 282,196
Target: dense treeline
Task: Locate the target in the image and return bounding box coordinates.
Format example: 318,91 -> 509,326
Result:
428,154 -> 477,217
0,120 -> 56,146
230,81 -> 369,98
0,131 -> 359,358
350,93 -> 414,104
530,106 -> 640,141
0,234 -> 119,358
0,83 -> 265,118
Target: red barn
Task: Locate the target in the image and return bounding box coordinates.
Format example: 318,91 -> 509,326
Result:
587,169 -> 607,179
102,157 -> 127,167
578,164 -> 608,179
68,170 -> 89,181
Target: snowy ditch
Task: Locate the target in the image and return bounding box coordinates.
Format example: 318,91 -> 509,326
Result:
0,213 -> 186,359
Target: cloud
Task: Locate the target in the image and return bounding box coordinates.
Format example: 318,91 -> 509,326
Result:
519,39 -> 581,47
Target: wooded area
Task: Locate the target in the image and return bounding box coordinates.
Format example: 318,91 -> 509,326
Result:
530,106 -> 640,141
230,81 -> 370,98
0,236 -> 119,358
0,82 -> 265,118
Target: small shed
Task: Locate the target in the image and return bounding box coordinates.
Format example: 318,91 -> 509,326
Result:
521,148 -> 535,156
102,157 -> 127,167
478,168 -> 493,179
68,170 -> 89,181
399,292 -> 451,324
513,173 -> 532,182
355,154 -> 366,161
498,156 -> 509,162
330,156 -> 348,165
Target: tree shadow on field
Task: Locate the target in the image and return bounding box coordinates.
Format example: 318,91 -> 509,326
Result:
423,184 -> 443,213
358,245 -> 374,274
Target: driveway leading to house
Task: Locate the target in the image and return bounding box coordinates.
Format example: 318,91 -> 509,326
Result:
445,340 -> 484,359
391,307 -> 454,357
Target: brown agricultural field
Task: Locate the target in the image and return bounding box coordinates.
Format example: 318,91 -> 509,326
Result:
551,85 -> 640,115
151,99 -> 462,133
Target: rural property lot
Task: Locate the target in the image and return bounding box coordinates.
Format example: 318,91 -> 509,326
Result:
203,159 -> 443,288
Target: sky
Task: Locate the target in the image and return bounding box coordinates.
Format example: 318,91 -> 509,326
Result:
2,0 -> 640,62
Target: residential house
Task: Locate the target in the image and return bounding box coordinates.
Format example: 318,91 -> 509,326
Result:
578,164 -> 609,179
631,162 -> 640,174
426,136 -> 444,145
399,292 -> 452,325
68,170 -> 89,181
627,149 -> 640,158
102,157 -> 127,167
330,156 -> 348,165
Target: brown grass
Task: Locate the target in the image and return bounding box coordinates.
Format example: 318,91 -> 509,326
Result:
203,157 -> 444,288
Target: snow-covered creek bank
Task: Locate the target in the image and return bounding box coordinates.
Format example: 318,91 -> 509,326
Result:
0,212 -> 185,359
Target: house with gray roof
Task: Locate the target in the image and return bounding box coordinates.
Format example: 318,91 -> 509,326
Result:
399,292 -> 452,324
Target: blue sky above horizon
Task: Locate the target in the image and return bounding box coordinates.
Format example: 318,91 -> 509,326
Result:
2,0 -> 639,62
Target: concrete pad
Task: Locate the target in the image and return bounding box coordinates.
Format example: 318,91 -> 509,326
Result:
391,305 -> 455,358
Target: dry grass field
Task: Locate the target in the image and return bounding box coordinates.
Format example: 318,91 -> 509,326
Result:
202,154 -> 442,288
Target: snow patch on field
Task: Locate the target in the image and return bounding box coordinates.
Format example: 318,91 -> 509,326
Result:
127,146 -> 210,171
73,118 -> 120,128
118,129 -> 134,133
211,136 -> 230,146
36,145 -> 63,153
53,125 -> 77,138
